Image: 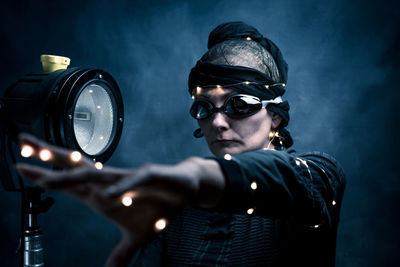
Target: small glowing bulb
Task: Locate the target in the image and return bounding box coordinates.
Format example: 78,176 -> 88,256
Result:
121,192 -> 135,207
216,85 -> 221,88
244,81 -> 250,85
39,149 -> 52,161
314,224 -> 320,228
264,85 -> 270,89
295,160 -> 301,166
99,136 -> 104,140
21,145 -> 34,158
332,200 -> 336,206
224,154 -> 232,160
121,196 -> 132,207
154,218 -> 167,231
196,86 -> 202,95
95,162 -> 103,170
250,181 -> 257,190
247,208 -> 254,215
88,89 -> 93,93
191,95 -> 195,100
246,36 -> 252,40
70,151 -> 82,162
282,83 -> 286,87
96,105 -> 101,109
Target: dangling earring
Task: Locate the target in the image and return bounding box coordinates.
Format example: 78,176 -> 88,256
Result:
277,131 -> 284,148
193,128 -> 203,138
266,129 -> 284,150
266,129 -> 277,150
268,130 -> 277,140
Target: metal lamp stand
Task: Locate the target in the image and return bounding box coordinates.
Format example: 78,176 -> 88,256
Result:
1,101 -> 54,267
21,187 -> 54,267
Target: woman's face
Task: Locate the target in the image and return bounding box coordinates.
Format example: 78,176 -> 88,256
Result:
196,87 -> 275,156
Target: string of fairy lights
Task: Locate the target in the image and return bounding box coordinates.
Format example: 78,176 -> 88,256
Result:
19,144 -> 167,231
191,81 -> 286,99
17,77 -> 324,233
20,145 -> 104,170
19,140 -> 329,231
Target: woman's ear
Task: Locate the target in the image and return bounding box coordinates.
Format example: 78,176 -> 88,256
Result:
271,112 -> 282,129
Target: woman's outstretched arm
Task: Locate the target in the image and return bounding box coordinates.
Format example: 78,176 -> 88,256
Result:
16,133 -> 225,267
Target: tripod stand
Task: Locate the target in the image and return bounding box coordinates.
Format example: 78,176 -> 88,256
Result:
0,120 -> 54,267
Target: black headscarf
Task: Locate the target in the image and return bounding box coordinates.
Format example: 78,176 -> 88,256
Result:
188,22 -> 293,148
207,21 -> 288,84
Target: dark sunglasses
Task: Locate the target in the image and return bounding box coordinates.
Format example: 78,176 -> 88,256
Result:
190,94 -> 282,120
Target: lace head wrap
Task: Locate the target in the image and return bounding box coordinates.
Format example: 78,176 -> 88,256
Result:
188,21 -> 293,148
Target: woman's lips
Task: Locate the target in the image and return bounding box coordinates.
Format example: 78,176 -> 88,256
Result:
212,140 -> 239,146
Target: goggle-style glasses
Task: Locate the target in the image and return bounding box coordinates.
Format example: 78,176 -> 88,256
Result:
190,94 -> 282,120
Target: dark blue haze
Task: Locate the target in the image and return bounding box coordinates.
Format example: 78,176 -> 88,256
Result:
0,0 -> 399,266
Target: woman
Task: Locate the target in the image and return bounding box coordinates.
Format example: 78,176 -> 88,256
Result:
17,22 -> 346,267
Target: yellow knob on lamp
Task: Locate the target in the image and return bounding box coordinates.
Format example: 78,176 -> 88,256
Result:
40,54 -> 70,72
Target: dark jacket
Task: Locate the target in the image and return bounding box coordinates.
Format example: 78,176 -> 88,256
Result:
131,149 -> 346,266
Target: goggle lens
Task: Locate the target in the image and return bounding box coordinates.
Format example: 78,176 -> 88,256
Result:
193,102 -> 212,119
190,94 -> 264,120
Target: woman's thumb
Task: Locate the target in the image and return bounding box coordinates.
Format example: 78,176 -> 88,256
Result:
105,232 -> 138,267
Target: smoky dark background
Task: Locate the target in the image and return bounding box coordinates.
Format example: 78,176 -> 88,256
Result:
0,0 -> 399,266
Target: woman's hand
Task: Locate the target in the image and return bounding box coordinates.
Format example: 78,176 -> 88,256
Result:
15,134 -> 226,267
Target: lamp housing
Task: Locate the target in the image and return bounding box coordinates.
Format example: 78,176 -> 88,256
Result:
2,68 -> 124,163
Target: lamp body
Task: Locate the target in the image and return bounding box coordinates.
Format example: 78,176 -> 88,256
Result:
3,68 -> 124,163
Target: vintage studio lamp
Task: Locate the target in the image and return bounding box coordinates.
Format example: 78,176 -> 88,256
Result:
0,55 -> 124,267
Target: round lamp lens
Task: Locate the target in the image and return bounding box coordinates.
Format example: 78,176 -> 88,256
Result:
73,83 -> 116,155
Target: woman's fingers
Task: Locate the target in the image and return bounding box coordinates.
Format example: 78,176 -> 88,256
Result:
16,163 -> 123,189
105,166 -> 153,197
15,134 -> 188,267
19,133 -> 93,168
105,232 -> 140,267
15,163 -> 54,181
106,164 -> 196,203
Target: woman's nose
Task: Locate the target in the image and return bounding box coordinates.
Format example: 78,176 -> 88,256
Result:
211,112 -> 229,131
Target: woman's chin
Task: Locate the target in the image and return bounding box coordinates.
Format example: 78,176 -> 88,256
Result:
211,146 -> 243,157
